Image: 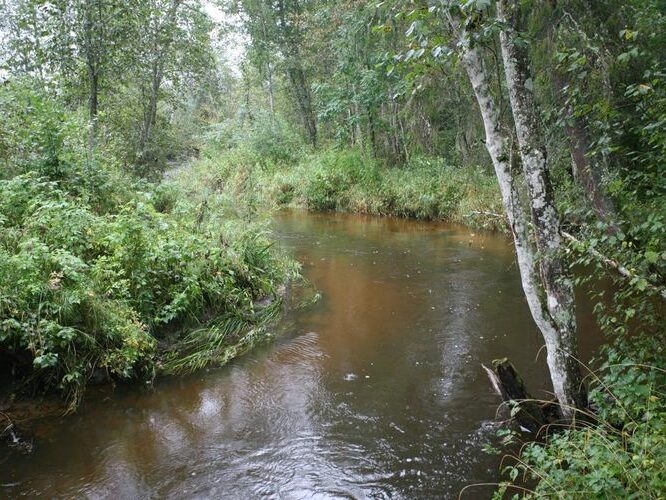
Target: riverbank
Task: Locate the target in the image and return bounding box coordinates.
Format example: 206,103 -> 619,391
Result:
186,145 -> 506,231
0,171 -> 296,394
0,89 -> 300,418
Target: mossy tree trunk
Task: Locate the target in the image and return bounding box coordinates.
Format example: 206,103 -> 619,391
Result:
497,0 -> 586,416
452,2 -> 587,419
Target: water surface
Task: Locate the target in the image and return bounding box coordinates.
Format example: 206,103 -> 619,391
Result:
1,211 -> 601,498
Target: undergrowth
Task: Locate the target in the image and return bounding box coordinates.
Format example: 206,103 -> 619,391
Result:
188,141 -> 505,231
476,232 -> 666,498
0,83 -> 299,408
482,339 -> 666,499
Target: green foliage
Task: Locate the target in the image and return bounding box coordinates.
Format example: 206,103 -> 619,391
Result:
188,143 -> 504,229
0,82 -> 136,210
498,338 -> 666,498
366,157 -> 465,220
302,149 -> 379,211
0,174 -> 154,397
0,83 -> 297,405
206,113 -> 305,168
1,0 -> 218,176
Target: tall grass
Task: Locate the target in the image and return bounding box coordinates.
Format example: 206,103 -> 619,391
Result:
188,144 -> 506,230
162,298 -> 283,375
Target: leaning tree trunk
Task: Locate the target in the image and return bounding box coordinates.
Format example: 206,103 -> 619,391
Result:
459,40 -> 548,365
453,11 -> 586,418
497,0 -> 586,416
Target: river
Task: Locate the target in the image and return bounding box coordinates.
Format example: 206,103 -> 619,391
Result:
1,211 -> 602,499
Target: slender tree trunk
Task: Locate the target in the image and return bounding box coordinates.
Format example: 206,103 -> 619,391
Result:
351,84 -> 363,149
286,65 -> 317,147
141,63 -> 161,151
553,74 -> 615,224
87,66 -> 99,118
566,111 -> 614,222
454,8 -> 585,417
367,107 -> 378,158
260,17 -> 275,118
497,0 -> 586,415
266,60 -> 275,117
139,0 -> 181,160
82,0 -> 98,119
539,4 -> 616,227
388,99 -> 403,162
29,6 -> 45,82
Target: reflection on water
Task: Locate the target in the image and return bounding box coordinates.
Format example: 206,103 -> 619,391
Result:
1,211 -> 602,499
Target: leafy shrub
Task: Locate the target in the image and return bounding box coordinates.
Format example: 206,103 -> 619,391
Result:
0,176 -> 153,395
244,115 -> 304,167
0,82 -> 136,212
205,113 -> 304,168
0,173 -> 294,400
495,337 -> 665,498
0,85 -> 297,406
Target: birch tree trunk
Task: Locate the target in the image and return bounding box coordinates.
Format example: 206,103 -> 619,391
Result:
453,7 -> 586,418
497,0 -> 586,416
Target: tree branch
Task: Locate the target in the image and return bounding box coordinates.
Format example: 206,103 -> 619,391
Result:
562,231 -> 666,301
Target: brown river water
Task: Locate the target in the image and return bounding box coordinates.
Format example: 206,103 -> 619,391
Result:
1,211 -> 603,499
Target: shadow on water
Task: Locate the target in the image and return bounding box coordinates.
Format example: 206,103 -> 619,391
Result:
0,210 -> 603,499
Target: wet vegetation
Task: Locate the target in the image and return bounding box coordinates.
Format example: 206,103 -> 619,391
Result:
187,138 -> 505,230
0,83 -> 298,408
1,0 -> 666,497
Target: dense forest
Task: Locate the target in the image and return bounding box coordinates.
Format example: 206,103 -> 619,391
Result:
1,0 -> 665,496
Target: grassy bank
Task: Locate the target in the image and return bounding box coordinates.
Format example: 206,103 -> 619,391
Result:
0,86 -> 298,409
188,143 -> 506,231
